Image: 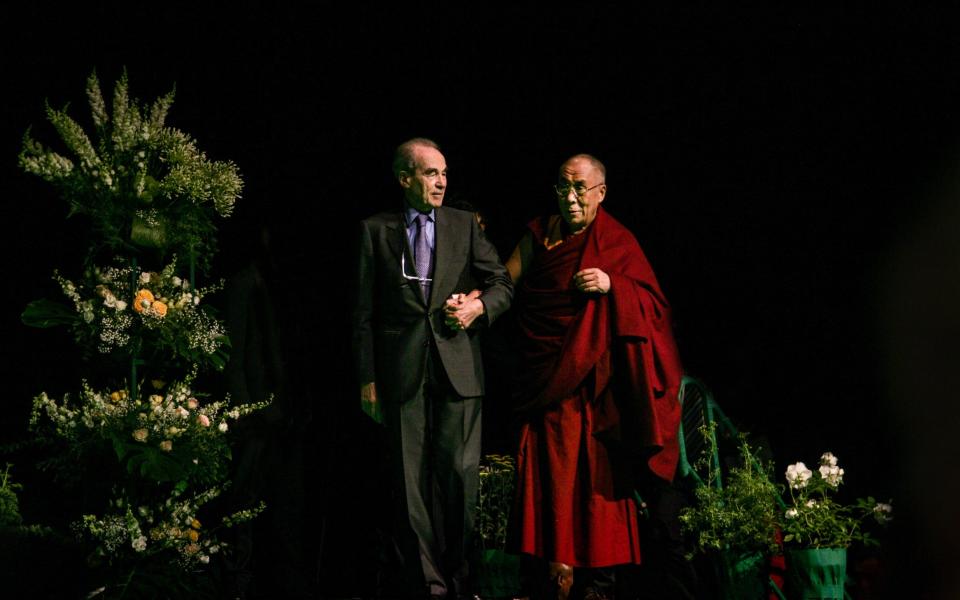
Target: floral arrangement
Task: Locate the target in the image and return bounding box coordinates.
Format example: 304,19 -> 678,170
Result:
31,374 -> 268,487
16,71 -> 259,598
25,257 -> 228,371
476,454 -> 515,550
78,485 -> 264,569
779,452 -> 892,549
18,70 -> 242,273
679,425 -> 782,558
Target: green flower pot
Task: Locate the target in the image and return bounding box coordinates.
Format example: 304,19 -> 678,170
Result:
784,548 -> 847,599
475,548 -> 521,598
719,551 -> 767,600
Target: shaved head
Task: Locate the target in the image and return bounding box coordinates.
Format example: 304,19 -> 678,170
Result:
561,154 -> 606,182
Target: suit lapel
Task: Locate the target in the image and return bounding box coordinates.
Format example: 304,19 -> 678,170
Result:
430,207 -> 455,310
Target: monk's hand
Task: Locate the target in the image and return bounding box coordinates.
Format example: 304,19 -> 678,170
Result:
574,268 -> 611,294
360,381 -> 382,424
444,295 -> 485,330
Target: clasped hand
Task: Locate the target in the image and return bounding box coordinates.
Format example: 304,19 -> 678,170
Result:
573,267 -> 610,294
444,289 -> 483,331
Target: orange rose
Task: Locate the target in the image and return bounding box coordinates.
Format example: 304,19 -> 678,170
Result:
152,301 -> 168,317
133,289 -> 155,313
187,529 -> 199,542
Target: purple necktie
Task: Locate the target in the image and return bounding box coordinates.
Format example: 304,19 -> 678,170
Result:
415,213 -> 433,301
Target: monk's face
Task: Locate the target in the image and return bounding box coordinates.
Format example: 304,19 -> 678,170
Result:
400,145 -> 447,213
556,157 -> 606,232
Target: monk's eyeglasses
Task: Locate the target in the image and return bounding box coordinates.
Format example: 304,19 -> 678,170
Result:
554,182 -> 603,200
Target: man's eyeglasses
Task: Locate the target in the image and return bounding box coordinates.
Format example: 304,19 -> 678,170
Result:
554,182 -> 603,200
401,253 -> 432,283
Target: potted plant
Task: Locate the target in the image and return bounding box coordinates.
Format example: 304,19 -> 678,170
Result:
475,454 -> 522,599
679,424 -> 783,600
778,452 -> 892,599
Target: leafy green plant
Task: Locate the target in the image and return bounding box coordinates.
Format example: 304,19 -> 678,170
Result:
679,424 -> 782,558
0,464 -> 23,528
476,454 -> 515,550
779,452 -> 891,549
19,70 -> 242,273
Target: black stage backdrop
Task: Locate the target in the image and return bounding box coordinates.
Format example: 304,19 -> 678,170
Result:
1,4 -> 958,596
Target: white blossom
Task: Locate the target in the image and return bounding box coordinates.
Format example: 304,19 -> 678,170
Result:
218,422 -> 228,433
785,508 -> 799,519
786,462 -> 813,489
132,536 -> 147,552
819,464 -> 844,487
873,502 -> 893,523
820,452 -> 838,467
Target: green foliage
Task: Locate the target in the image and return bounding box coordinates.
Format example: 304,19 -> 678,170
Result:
19,70 -> 242,273
476,454 -> 515,550
0,464 -> 23,528
679,424 -> 782,558
21,298 -> 79,328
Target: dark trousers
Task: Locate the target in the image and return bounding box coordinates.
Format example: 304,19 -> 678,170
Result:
386,347 -> 482,598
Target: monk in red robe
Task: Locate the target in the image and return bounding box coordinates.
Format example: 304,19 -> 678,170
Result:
506,154 -> 683,600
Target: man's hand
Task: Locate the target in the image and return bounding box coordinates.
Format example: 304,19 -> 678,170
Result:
360,381 -> 382,424
574,268 -> 611,294
444,290 -> 484,330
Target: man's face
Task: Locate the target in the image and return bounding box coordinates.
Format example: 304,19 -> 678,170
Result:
400,145 -> 447,212
557,157 -> 606,232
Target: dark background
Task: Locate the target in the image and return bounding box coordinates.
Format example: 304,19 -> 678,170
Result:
1,3 -> 958,595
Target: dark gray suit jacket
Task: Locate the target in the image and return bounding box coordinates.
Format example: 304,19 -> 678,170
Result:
353,206 -> 512,403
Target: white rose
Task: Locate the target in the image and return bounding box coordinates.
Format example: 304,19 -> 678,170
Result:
218,422 -> 229,433
819,464 -> 844,487
140,272 -> 151,283
786,462 -> 813,489
115,300 -> 128,311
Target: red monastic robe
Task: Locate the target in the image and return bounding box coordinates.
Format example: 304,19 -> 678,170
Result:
513,208 -> 682,567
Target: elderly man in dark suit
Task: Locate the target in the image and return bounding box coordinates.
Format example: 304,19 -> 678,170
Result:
353,138 -> 512,599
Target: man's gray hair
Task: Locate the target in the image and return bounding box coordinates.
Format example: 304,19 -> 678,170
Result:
564,153 -> 607,181
393,138 -> 440,178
